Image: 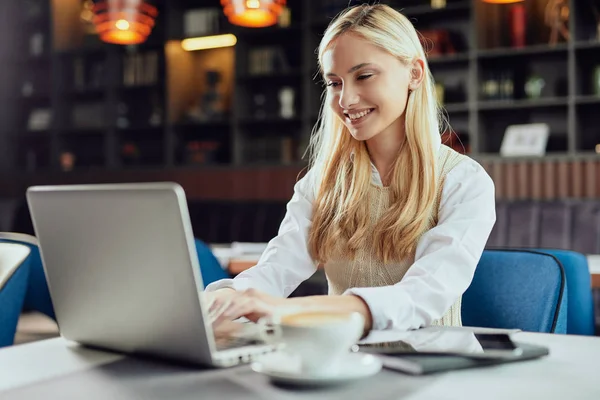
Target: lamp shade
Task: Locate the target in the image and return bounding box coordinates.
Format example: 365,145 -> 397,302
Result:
92,0 -> 158,45
221,0 -> 286,28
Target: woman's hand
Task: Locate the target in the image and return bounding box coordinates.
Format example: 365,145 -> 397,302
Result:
205,288 -> 291,325
204,289 -> 373,335
203,288 -> 238,323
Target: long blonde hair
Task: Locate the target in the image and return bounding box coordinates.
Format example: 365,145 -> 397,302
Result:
307,4 -> 444,264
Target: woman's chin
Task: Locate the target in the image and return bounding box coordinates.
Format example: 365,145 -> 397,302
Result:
349,127 -> 376,142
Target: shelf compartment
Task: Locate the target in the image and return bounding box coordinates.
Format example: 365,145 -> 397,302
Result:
575,102 -> 600,152
477,44 -> 568,59
57,134 -> 105,169
477,107 -> 569,154
118,129 -> 165,167
15,135 -> 51,171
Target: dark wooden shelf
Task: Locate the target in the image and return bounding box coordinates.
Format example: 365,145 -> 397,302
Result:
312,2 -> 470,29
117,125 -> 164,133
233,25 -> 302,38
478,97 -> 568,111
240,117 -> 302,125
477,43 -> 568,59
18,130 -> 51,138
575,95 -> 600,105
56,47 -> 107,57
14,55 -> 52,65
397,1 -> 471,18
117,41 -> 165,52
0,165 -> 307,200
174,120 -> 231,129
574,41 -> 600,50
443,103 -> 469,113
428,53 -> 470,65
67,88 -> 105,97
237,69 -> 303,81
117,84 -> 163,91
16,94 -> 51,102
0,0 -> 598,197
59,127 -> 108,135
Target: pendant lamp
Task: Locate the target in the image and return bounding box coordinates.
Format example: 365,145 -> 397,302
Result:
92,0 -> 158,45
221,0 -> 286,28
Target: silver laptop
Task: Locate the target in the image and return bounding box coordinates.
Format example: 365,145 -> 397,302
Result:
26,182 -> 274,367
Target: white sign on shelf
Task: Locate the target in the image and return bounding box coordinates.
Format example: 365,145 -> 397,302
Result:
500,123 -> 550,157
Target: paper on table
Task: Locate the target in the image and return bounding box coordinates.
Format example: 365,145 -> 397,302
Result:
587,255 -> 600,274
231,242 -> 269,255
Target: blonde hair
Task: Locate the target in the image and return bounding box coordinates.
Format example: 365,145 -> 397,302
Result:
307,4 -> 443,264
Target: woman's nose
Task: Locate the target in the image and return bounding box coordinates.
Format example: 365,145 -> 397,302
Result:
338,84 -> 359,110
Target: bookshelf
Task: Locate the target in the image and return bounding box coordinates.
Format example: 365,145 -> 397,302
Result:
0,0 -> 599,196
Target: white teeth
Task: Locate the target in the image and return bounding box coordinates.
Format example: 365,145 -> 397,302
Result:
347,109 -> 372,121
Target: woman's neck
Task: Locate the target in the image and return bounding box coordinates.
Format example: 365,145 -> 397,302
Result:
366,122 -> 405,186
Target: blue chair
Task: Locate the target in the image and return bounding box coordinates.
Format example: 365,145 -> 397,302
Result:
0,233 -> 55,320
0,234 -> 228,325
194,239 -> 230,286
0,243 -> 32,347
462,249 -> 568,334
529,249 -> 595,336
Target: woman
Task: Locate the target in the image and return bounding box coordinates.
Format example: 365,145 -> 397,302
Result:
205,4 -> 496,334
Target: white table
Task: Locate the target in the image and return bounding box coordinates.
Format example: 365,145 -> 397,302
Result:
214,245 -> 600,288
588,255 -> 600,288
1,329 -> 599,399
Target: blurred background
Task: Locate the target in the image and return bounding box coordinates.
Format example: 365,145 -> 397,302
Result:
0,0 -> 599,244
1,0 -> 600,344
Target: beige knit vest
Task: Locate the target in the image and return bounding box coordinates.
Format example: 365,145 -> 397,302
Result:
324,145 -> 467,327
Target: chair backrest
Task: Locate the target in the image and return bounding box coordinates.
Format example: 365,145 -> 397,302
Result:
0,233 -> 55,320
194,238 -> 230,286
530,248 -> 595,336
0,233 -> 229,319
0,243 -> 31,347
462,249 -> 567,333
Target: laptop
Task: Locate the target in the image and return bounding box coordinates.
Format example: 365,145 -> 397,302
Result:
26,182 -> 275,368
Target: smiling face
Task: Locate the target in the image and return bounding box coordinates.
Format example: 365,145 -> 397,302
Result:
321,33 -> 414,143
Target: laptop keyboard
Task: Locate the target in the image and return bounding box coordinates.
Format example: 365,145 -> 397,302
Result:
215,335 -> 264,351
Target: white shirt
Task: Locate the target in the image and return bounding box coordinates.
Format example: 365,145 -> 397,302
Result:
206,154 -> 497,331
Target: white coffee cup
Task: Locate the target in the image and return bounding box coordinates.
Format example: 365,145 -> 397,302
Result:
258,311 -> 365,377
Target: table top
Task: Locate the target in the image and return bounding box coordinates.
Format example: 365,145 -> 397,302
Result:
1,328 -> 600,400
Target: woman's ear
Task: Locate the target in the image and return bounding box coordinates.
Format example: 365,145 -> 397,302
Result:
408,58 -> 425,91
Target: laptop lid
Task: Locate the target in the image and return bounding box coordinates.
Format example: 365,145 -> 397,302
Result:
26,182 -> 218,365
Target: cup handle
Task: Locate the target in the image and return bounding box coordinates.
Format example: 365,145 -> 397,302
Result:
257,316 -> 281,344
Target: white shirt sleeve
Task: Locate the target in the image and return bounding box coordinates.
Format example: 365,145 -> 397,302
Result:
344,159 -> 497,331
204,171 -> 319,298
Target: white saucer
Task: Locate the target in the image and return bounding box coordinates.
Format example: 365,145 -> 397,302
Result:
250,352 -> 382,387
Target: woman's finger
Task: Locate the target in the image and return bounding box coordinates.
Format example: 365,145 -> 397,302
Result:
215,296 -> 264,325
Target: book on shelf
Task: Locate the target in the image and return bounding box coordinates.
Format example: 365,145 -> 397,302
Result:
123,52 -> 159,87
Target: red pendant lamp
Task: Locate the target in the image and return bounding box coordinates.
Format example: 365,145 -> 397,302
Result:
221,0 -> 286,28
92,0 -> 158,45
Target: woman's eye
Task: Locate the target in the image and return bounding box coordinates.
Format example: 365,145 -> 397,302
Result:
357,74 -> 373,81
326,81 -> 341,88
